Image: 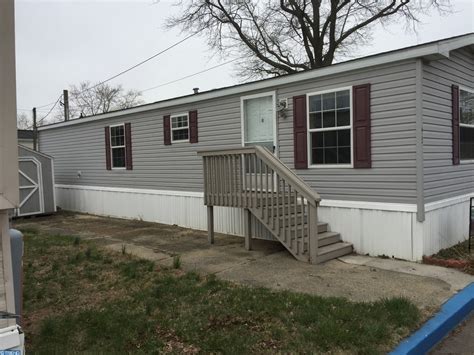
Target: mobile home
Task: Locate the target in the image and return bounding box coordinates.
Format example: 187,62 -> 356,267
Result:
38,34 -> 474,263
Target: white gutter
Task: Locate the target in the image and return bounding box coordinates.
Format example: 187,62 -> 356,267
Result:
39,33 -> 474,131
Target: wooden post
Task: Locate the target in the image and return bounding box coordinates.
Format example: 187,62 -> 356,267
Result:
244,208 -> 252,251
207,206 -> 214,244
32,107 -> 37,151
63,89 -> 70,121
308,202 -> 318,264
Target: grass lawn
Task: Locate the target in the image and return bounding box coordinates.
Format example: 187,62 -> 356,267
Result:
22,227 -> 421,354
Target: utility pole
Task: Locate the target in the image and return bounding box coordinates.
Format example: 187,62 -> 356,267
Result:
32,107 -> 37,151
63,89 -> 69,121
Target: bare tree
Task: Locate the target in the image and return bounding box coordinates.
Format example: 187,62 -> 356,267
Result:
60,81 -> 145,119
17,112 -> 31,130
167,0 -> 450,79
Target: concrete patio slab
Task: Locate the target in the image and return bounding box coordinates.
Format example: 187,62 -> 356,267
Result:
340,255 -> 474,292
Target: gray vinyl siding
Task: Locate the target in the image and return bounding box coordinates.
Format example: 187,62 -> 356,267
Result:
39,59 -> 418,204
422,48 -> 474,203
278,60 -> 418,203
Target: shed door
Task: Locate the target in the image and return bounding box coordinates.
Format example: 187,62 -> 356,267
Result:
18,158 -> 44,216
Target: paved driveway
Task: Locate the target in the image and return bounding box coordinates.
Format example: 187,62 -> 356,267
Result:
431,312 -> 474,354
15,211 -> 474,315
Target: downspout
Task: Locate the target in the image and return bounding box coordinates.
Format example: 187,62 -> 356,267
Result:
415,58 -> 425,222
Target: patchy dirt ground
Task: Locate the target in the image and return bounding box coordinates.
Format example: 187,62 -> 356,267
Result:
14,211 -> 472,315
427,240 -> 474,275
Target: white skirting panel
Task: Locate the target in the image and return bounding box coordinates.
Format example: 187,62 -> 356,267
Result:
55,185 -> 472,261
422,195 -> 473,257
55,185 -> 274,240
318,206 -> 417,260
318,194 -> 472,261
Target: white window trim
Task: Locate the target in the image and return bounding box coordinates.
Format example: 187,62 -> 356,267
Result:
170,113 -> 190,143
459,86 -> 474,163
240,91 -> 278,156
110,123 -> 126,170
306,86 -> 353,169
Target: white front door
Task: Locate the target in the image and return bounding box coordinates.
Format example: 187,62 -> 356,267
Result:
242,92 -> 276,155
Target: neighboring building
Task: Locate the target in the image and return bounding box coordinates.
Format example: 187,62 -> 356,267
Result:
0,0 -> 20,328
38,33 -> 474,263
17,130 -> 34,149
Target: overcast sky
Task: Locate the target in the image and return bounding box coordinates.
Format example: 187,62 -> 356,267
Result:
15,0 -> 474,121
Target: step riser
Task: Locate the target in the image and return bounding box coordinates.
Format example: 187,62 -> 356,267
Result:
276,217 -> 328,233
249,207 -> 352,264
317,245 -> 353,263
318,234 -> 341,247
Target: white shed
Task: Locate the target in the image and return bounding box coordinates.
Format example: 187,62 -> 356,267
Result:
16,145 -> 56,217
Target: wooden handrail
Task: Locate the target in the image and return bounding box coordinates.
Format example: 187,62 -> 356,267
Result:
198,146 -> 321,206
198,145 -> 321,263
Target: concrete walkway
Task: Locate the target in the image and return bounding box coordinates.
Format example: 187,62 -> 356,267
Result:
15,212 -> 474,314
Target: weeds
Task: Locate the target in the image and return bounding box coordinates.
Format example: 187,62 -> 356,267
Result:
21,228 -> 421,354
173,255 -> 181,269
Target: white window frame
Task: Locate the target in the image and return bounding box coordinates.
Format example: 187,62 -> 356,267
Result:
306,86 -> 353,169
110,123 -> 126,170
459,86 -> 474,164
170,113 -> 190,143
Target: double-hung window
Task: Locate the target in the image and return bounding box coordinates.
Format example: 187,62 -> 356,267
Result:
308,88 -> 352,166
460,88 -> 474,161
110,124 -> 126,169
171,113 -> 189,142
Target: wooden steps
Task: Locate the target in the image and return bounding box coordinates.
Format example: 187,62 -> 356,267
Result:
200,146 -> 353,264
317,242 -> 353,263
251,202 -> 353,263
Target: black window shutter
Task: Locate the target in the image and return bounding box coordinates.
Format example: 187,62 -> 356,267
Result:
164,115 -> 171,145
125,122 -> 133,170
293,95 -> 308,169
105,126 -> 111,170
452,84 -> 460,165
353,84 -> 372,168
189,110 -> 198,143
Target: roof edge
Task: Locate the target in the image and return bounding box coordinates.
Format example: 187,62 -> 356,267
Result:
39,32 -> 474,131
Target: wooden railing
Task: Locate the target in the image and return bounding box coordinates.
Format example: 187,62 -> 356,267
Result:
198,146 -> 321,263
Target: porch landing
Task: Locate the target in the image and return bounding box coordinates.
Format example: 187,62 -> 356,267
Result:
14,212 -> 474,313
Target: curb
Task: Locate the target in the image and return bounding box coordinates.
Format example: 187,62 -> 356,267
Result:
390,282 -> 474,355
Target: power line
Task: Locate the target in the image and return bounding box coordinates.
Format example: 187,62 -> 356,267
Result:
29,94 -> 63,129
17,108 -> 50,113
78,31 -> 201,95
142,58 -> 239,93
30,31 -> 201,113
